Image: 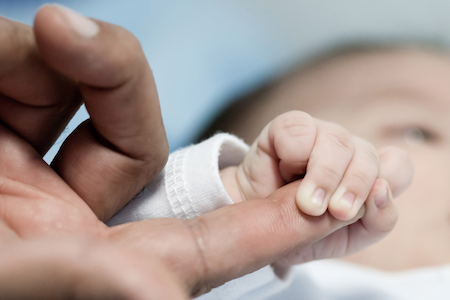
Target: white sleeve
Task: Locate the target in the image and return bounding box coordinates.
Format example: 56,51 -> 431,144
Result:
106,133 -> 249,225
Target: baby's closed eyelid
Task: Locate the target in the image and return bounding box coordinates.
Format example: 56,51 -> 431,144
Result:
403,127 -> 427,146
381,125 -> 441,146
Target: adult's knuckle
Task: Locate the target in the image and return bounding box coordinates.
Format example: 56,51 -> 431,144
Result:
184,218 -> 214,296
110,26 -> 144,69
138,140 -> 169,182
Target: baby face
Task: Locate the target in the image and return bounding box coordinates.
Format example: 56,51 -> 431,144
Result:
237,49 -> 450,271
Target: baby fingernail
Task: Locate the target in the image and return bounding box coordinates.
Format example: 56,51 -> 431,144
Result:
296,186 -> 326,216
52,4 -> 99,38
311,188 -> 325,206
339,193 -> 355,209
375,189 -> 388,209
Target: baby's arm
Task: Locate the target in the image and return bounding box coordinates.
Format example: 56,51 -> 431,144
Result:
221,111 -> 412,221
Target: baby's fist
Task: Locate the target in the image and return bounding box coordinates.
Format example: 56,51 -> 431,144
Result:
221,111 -> 412,221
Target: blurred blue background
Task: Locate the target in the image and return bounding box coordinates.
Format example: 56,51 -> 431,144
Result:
1,0 -> 450,162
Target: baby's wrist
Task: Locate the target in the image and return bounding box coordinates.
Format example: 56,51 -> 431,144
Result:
220,166 -> 245,203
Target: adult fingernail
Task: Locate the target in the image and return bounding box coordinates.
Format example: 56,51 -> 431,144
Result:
339,193 -> 355,209
375,189 -> 388,209
52,4 -> 99,38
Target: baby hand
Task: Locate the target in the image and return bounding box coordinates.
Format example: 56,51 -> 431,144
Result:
221,111 -> 412,221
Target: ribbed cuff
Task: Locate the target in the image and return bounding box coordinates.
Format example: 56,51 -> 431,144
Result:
165,133 -> 249,219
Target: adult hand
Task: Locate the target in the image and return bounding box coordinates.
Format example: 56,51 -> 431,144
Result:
0,4 -> 412,299
0,4 -> 178,299
0,237 -> 187,300
1,4 -> 168,223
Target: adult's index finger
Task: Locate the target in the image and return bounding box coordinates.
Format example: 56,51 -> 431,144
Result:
34,4 -> 168,162
108,182 -> 354,296
34,5 -> 168,221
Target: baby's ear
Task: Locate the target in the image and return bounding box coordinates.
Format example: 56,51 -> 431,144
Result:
378,147 -> 414,197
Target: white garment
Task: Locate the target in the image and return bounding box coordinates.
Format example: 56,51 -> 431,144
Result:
107,133 -> 248,224
198,260 -> 450,300
108,133 -> 450,300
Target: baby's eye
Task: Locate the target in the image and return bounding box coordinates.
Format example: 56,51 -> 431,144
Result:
382,126 -> 440,146
401,126 -> 440,146
402,127 -> 428,146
